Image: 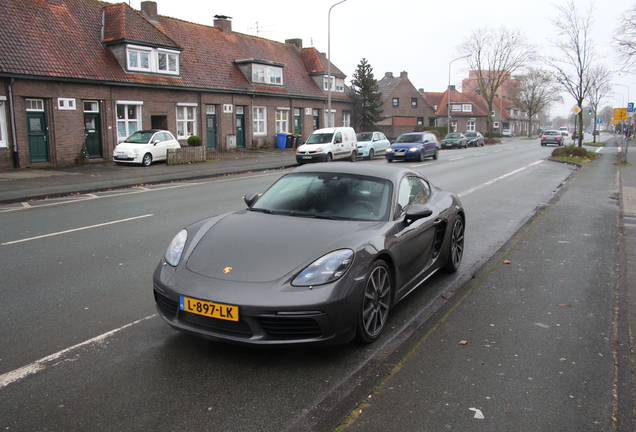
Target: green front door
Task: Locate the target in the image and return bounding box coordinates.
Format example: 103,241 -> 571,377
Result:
236,107 -> 245,148
294,108 -> 302,135
206,113 -> 217,149
84,113 -> 102,158
27,111 -> 49,163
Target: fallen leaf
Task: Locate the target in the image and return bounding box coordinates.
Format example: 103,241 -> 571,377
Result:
503,260 -> 511,264
442,295 -> 451,300
557,303 -> 571,307
459,340 -> 469,345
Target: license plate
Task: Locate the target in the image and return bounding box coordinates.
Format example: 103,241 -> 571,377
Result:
179,296 -> 239,321
302,155 -> 312,159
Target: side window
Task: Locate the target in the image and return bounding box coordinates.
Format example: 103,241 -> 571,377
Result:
334,132 -> 342,144
396,176 -> 432,219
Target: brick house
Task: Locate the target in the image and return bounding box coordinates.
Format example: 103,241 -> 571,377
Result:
0,0 -> 353,169
375,71 -> 436,138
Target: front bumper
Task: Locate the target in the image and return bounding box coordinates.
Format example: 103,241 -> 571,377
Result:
296,153 -> 330,163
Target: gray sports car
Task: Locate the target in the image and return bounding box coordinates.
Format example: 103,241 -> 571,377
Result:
153,163 -> 465,346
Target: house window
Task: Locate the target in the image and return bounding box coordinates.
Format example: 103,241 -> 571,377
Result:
342,111 -> 351,127
411,98 -> 418,107
462,104 -> 472,112
176,105 -> 197,139
417,117 -> 424,126
252,65 -> 283,85
276,109 -> 289,133
0,99 -> 7,148
57,98 -> 76,110
392,98 -> 399,107
25,99 -> 44,111
323,76 -> 345,93
116,102 -> 142,140
83,101 -> 99,113
452,121 -> 457,132
128,47 -> 151,71
493,121 -> 499,129
158,50 -> 179,74
451,104 -> 462,112
467,120 -> 475,132
253,107 -> 267,135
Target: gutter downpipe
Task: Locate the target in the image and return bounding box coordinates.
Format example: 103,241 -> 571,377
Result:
8,78 -> 19,168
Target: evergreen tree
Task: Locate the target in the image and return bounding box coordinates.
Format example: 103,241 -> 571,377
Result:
349,58 -> 383,131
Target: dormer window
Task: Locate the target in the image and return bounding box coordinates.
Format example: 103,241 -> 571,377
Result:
323,76 -> 344,93
126,45 -> 179,75
251,64 -> 283,85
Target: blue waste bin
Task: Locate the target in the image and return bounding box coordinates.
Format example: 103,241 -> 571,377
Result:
276,133 -> 287,149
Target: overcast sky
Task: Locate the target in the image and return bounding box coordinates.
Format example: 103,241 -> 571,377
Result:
128,0 -> 634,118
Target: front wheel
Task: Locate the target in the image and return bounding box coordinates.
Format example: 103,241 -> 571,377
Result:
367,149 -> 375,160
445,215 -> 465,273
356,260 -> 392,343
142,153 -> 153,167
418,150 -> 425,162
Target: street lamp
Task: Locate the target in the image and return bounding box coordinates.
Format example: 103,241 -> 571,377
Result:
327,0 -> 347,128
447,55 -> 470,135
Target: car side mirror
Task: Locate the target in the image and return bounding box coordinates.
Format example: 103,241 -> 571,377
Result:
244,192 -> 261,207
153,140 -> 161,145
404,204 -> 433,225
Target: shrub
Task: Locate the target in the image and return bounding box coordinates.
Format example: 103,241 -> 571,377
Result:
551,145 -> 592,158
187,135 -> 203,146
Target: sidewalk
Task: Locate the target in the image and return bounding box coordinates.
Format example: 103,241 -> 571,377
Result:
333,137 -> 629,431
0,148 -> 298,205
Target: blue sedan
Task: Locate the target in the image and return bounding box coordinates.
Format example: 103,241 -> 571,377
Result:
385,132 -> 439,162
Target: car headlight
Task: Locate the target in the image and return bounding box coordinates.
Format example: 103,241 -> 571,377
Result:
409,147 -> 419,152
165,229 -> 187,266
386,148 -> 393,153
292,249 -> 354,287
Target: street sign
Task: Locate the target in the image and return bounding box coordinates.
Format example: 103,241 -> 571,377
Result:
629,102 -> 634,113
572,106 -> 582,114
597,118 -> 603,124
615,108 -> 630,120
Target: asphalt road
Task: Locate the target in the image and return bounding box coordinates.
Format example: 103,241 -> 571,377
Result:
0,138 -> 584,431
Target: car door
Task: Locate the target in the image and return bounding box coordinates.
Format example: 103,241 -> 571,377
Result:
374,132 -> 389,155
392,176 -> 439,298
152,132 -> 169,161
333,131 -> 344,157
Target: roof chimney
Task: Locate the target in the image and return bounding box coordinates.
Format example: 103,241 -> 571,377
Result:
141,1 -> 158,22
400,71 -> 408,78
286,39 -> 303,50
214,15 -> 232,34
449,85 -> 457,92
385,72 -> 393,78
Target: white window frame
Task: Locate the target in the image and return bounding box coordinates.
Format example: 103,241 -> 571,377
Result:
342,111 -> 351,127
466,120 -> 476,132
323,76 -> 344,93
127,45 -> 180,75
116,101 -> 143,141
158,49 -> 179,74
176,104 -> 197,139
0,98 -> 7,148
25,99 -> 44,112
392,98 -> 399,107
252,65 -> 283,85
83,100 -> 99,113
269,67 -> 283,85
275,108 -> 289,133
462,104 -> 472,112
451,104 -> 462,112
493,121 -> 499,129
57,98 -> 76,110
127,46 -> 151,72
253,106 -> 267,135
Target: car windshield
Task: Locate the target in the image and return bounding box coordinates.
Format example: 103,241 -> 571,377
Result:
465,133 -> 477,137
395,134 -> 422,143
356,132 -> 373,141
124,131 -> 154,144
306,133 -> 334,144
545,131 -> 558,135
445,133 -> 461,139
251,172 -> 392,221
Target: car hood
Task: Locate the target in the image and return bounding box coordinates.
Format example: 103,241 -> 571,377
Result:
390,143 -> 422,149
114,142 -> 151,150
185,210 -> 380,283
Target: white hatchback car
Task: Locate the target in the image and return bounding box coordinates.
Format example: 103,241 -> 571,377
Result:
113,130 -> 181,166
356,131 -> 390,159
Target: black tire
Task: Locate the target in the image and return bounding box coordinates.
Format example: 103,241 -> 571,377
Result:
142,153 -> 152,167
326,153 -> 333,162
356,260 -> 392,343
368,149 -> 374,160
432,149 -> 438,160
349,151 -> 357,162
445,215 -> 465,273
418,150 -> 425,162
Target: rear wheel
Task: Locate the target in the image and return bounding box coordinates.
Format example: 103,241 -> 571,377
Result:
445,215 -> 465,273
432,149 -> 439,160
349,151 -> 357,162
142,153 -> 152,167
356,260 -> 392,343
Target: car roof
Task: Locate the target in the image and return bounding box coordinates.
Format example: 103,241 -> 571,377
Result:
290,162 -> 424,184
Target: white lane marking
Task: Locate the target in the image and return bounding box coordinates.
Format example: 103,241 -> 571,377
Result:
1,214 -> 153,245
0,315 -> 156,389
449,157 -> 464,161
411,162 -> 433,168
458,160 -> 543,198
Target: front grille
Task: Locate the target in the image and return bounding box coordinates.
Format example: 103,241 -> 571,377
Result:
258,317 -> 322,339
181,312 -> 253,338
393,149 -> 407,156
154,290 -> 178,316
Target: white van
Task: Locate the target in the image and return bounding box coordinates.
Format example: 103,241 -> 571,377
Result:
296,127 -> 357,164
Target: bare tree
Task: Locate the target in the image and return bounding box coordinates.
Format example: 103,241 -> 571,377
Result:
457,26 -> 534,138
614,3 -> 636,72
509,68 -> 563,137
586,65 -> 613,142
547,0 -> 597,147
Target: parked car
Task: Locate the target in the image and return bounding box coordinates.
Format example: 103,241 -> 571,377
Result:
296,127 -> 357,164
113,130 -> 181,166
464,131 -> 485,147
441,132 -> 467,149
385,132 -> 439,162
356,131 -> 390,159
540,130 -> 564,146
502,129 -> 512,137
153,163 -> 465,346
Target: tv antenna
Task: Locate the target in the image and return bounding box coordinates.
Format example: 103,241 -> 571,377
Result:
247,22 -> 275,37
